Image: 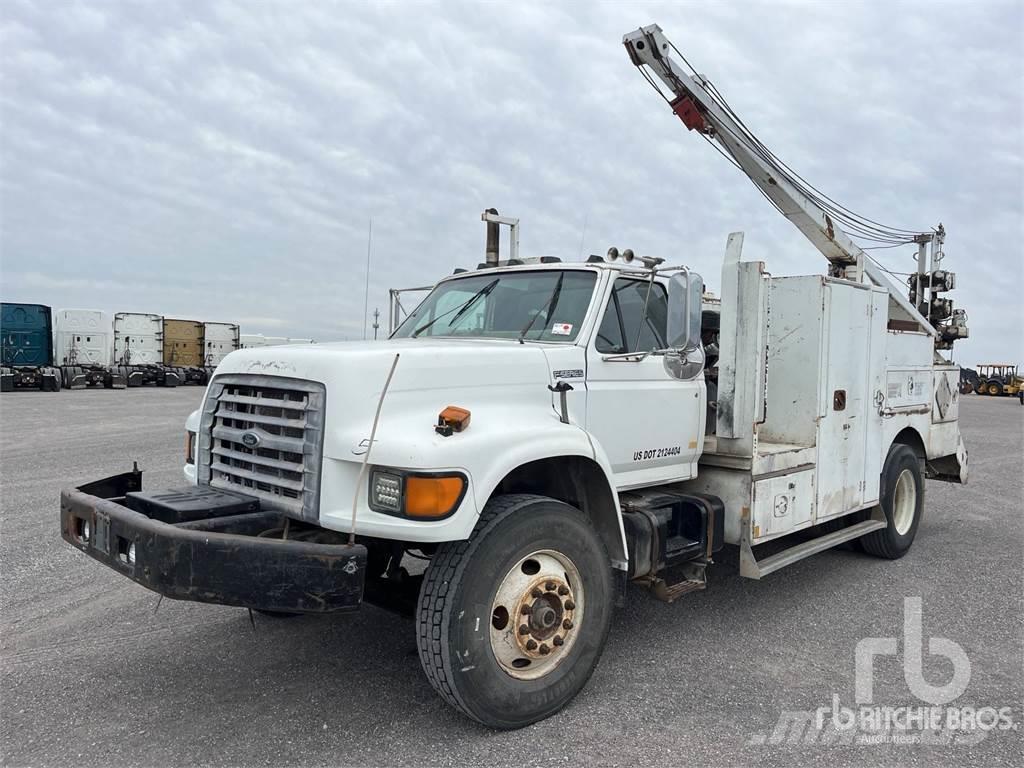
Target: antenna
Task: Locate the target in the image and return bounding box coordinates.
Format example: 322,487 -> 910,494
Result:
577,213 -> 588,260
372,308 -> 380,340
362,218 -> 373,340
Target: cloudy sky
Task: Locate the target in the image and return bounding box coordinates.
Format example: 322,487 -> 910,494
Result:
1,0 -> 1021,363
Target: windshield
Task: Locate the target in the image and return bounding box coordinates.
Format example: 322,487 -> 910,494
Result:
392,270 -> 597,342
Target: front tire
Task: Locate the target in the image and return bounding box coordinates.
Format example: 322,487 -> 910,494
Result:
861,444 -> 924,559
416,494 -> 613,729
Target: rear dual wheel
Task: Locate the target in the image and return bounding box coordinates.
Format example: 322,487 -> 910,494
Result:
416,494 -> 612,729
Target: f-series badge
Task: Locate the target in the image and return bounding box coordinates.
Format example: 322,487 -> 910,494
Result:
552,369 -> 584,380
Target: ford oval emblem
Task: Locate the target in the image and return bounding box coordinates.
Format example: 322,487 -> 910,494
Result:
241,431 -> 261,448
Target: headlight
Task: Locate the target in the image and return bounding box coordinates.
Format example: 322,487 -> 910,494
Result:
368,469 -> 466,519
370,471 -> 403,513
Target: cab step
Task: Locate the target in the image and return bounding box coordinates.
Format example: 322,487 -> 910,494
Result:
643,561 -> 707,603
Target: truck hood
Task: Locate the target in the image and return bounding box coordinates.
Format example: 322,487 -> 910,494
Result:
211,338 -> 566,461
215,338 -> 556,391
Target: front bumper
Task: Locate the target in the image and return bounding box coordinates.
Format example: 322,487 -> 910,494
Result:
60,469 -> 367,613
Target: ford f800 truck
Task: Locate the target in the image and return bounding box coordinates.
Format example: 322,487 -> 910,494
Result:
60,26 -> 968,728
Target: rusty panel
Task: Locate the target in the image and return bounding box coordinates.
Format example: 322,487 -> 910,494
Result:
162,319 -> 204,366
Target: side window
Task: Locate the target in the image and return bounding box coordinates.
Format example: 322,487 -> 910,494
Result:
595,279 -> 668,354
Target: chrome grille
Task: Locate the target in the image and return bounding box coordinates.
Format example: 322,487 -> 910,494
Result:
198,375 -> 325,521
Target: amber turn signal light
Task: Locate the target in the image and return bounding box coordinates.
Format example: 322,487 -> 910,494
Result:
436,406 -> 471,437
404,475 -> 466,518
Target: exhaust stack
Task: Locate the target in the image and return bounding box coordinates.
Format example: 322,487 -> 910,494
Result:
480,209 -> 521,267
484,207 -> 500,266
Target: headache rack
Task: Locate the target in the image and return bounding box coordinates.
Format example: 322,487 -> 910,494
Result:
197,374 -> 326,522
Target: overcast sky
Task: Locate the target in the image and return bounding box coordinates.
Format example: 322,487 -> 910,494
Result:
1,0 -> 1021,364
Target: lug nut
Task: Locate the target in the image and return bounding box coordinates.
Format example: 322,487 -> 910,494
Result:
520,604 -> 531,614
557,585 -> 569,596
518,624 -> 530,635
552,636 -> 564,647
525,639 -> 537,651
545,581 -> 556,591
538,644 -> 551,655
563,619 -> 574,630
531,587 -> 543,598
564,600 -> 576,610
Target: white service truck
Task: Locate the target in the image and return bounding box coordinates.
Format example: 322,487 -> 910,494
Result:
61,26 -> 968,729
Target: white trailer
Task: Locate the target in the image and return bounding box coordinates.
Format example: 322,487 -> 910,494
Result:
53,309 -> 125,389
112,312 -> 179,387
240,334 -> 314,348
203,322 -> 240,369
61,25 -> 968,730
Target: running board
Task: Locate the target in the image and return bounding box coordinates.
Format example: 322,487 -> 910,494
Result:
740,519 -> 886,579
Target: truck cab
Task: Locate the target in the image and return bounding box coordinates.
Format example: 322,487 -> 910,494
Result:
184,260 -> 705,547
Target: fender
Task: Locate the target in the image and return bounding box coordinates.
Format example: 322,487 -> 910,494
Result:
470,426 -> 628,570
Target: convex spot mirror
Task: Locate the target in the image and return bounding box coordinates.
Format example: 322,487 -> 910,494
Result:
665,271 -> 705,380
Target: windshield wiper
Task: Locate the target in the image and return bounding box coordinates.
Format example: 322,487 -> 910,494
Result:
412,279 -> 499,338
518,271 -> 565,344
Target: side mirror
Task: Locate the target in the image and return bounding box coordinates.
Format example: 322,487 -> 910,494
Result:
665,271 -> 705,380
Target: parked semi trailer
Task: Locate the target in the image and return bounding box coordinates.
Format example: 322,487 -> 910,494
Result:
54,309 -> 126,389
113,312 -> 179,387
1,302 -> 60,392
240,334 -> 315,348
60,25 -> 969,729
203,322 -> 240,372
163,318 -> 208,385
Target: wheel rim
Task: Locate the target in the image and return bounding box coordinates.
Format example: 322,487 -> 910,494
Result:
892,468 -> 917,535
489,549 -> 583,681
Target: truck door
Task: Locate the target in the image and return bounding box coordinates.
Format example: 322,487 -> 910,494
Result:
585,276 -> 704,488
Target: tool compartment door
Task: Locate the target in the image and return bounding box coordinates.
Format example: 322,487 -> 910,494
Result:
815,282 -> 872,521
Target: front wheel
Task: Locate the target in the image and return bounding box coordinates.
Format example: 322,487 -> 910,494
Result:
986,381 -> 1002,396
860,444 -> 924,559
416,494 -> 613,729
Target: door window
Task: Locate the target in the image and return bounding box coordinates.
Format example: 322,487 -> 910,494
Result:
595,278 -> 668,354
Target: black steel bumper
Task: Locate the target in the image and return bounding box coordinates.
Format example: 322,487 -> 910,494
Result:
59,469 -> 367,613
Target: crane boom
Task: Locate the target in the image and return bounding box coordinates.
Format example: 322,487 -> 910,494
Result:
623,24 -> 943,338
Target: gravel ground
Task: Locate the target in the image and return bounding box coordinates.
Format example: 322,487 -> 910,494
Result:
1,388 -> 1021,767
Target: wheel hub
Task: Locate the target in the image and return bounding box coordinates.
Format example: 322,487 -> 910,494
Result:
516,579 -> 575,652
489,550 -> 583,680
892,467 -> 917,535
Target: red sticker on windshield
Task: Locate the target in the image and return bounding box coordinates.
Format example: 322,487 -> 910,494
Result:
551,323 -> 573,336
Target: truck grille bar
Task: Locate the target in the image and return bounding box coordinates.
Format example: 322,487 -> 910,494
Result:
197,375 -> 326,522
